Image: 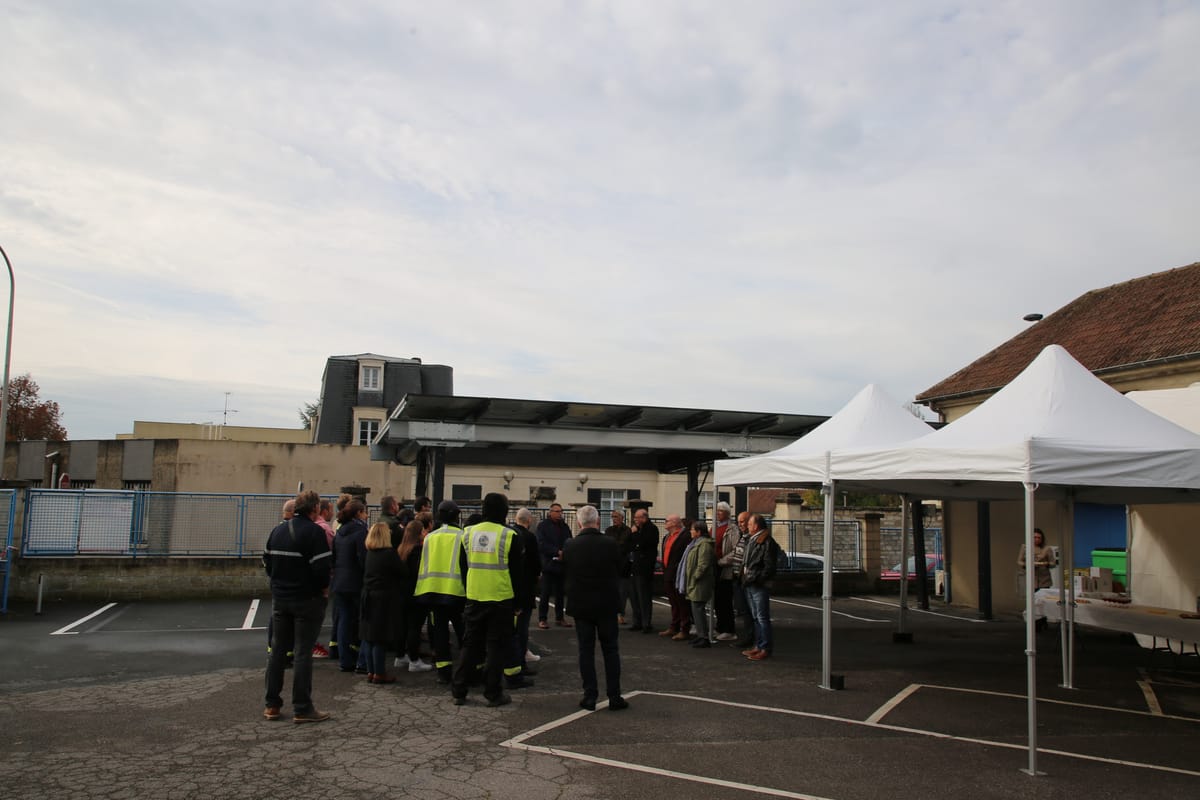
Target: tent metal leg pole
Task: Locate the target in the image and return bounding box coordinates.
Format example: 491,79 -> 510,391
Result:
820,473 -> 835,690
897,495 -> 910,636
1065,496 -> 1076,689
1022,482 -> 1042,776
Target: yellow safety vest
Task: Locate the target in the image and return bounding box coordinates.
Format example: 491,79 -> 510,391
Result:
462,521 -> 516,602
414,525 -> 466,598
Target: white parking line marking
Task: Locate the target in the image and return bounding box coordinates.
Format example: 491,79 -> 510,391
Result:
772,598 -> 888,623
919,683 -> 1200,723
85,603 -> 132,633
866,683 -> 921,724
502,692 -> 837,800
1138,680 -> 1163,716
227,598 -> 263,631
50,603 -> 117,636
506,688 -> 1200,786
849,596 -> 988,623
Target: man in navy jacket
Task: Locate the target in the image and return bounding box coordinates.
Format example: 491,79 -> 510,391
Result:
262,489 -> 332,723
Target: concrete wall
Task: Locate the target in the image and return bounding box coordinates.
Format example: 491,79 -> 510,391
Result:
8,558 -> 268,602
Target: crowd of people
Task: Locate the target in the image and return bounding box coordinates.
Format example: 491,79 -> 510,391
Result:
260,492 -> 778,723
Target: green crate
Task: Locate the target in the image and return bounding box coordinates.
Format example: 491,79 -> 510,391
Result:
1091,548 -> 1127,582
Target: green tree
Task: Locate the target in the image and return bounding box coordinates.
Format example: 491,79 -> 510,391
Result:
299,400 -> 319,430
6,374 -> 67,441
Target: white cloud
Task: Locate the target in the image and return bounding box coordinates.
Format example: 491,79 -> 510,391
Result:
2,1 -> 1198,438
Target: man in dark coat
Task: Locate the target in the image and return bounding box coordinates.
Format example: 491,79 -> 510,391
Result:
628,507 -> 660,633
605,509 -> 634,624
505,506 -> 541,688
262,489 -> 332,723
535,503 -> 573,627
563,505 -> 628,712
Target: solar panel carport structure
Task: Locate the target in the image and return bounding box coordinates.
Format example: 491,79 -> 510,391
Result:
369,393 -> 827,515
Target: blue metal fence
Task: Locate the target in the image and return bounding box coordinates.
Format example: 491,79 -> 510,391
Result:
0,490 -> 16,613
20,490 -> 356,558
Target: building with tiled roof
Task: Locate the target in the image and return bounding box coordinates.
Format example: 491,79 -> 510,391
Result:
918,261 -> 1200,421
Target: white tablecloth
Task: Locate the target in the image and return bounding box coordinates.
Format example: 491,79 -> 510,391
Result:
1035,588 -> 1200,643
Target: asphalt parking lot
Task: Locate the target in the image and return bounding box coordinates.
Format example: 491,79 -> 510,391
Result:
2,593 -> 1198,799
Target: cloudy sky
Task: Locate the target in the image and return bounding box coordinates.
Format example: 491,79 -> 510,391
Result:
3,1 -> 1198,439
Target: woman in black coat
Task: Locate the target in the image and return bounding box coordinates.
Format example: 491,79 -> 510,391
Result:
360,521 -> 404,684
396,520 -> 433,672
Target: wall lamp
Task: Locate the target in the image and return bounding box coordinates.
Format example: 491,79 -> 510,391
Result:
502,470 -> 514,491
577,472 -> 589,491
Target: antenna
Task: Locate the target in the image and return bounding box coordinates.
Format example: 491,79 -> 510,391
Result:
207,392 -> 240,426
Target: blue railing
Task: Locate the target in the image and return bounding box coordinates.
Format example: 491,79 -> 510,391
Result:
1,489 -> 17,613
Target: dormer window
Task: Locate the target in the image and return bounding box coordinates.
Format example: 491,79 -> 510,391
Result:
360,365 -> 381,391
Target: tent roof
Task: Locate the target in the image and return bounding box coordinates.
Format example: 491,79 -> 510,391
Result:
833,345 -> 1200,503
714,384 -> 933,487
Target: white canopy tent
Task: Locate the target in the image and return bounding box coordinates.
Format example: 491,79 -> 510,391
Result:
714,383 -> 933,690
829,344 -> 1200,775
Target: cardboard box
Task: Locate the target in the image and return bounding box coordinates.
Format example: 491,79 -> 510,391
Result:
1089,567 -> 1113,593
1074,575 -> 1093,594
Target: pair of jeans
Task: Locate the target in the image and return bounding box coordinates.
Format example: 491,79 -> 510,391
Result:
364,641 -> 388,675
265,595 -> 326,713
743,584 -> 773,653
690,600 -> 710,640
538,570 -> 566,622
630,572 -> 654,628
575,614 -> 621,702
511,605 -> 533,671
333,591 -> 361,671
666,584 -> 691,633
714,578 -> 735,634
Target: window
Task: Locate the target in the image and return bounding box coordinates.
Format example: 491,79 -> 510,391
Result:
451,484 -> 482,502
360,365 -> 381,391
698,490 -> 731,512
595,489 -> 626,517
123,481 -> 151,492
357,419 -> 380,445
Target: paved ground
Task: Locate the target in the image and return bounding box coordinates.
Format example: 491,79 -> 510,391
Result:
2,592 -> 1198,799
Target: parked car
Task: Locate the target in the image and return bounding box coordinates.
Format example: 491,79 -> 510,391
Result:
778,551 -> 828,573
880,555 -> 944,581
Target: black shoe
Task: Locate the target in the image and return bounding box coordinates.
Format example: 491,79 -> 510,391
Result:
354,665 -> 369,675
520,665 -> 538,677
486,693 -> 512,708
506,676 -> 534,690
579,696 -> 597,711
608,696 -> 629,711
628,625 -> 643,632
641,627 -> 656,634
452,695 -> 466,706
1036,617 -> 1049,633
691,639 -> 711,648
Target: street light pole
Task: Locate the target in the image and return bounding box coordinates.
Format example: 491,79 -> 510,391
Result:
0,245 -> 14,482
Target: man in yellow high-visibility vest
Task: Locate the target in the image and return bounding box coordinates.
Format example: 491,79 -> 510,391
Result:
414,500 -> 468,684
451,492 -> 524,707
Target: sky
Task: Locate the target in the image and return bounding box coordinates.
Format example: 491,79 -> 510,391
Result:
2,1 -> 1198,440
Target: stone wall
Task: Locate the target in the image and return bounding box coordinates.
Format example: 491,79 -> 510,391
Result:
8,558 -> 269,602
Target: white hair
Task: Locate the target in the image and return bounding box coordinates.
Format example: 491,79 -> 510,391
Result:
577,505 -> 600,528
716,501 -> 732,513
611,508 -> 625,520
515,507 -> 533,525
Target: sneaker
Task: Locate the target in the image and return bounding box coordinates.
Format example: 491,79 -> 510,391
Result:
293,709 -> 331,724
525,649 -> 542,663
608,696 -> 629,711
408,658 -> 434,673
716,633 -> 737,641
263,706 -> 281,721
394,655 -> 410,669
311,643 -> 329,658
486,693 -> 512,708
